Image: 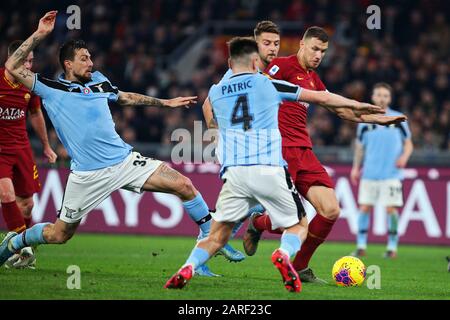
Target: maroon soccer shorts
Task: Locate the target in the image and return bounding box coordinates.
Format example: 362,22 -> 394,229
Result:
0,146 -> 41,198
282,147 -> 334,198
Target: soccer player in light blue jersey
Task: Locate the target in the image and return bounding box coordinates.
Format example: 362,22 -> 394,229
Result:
165,37 -> 387,292
0,11 -> 242,275
351,83 -> 414,259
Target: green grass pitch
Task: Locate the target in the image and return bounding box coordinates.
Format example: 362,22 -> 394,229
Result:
0,233 -> 449,300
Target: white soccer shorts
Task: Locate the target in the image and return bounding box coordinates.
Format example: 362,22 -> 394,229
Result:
358,179 -> 404,207
213,165 -> 305,230
58,152 -> 162,223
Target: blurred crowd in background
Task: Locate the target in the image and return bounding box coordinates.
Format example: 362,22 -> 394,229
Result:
0,0 -> 449,165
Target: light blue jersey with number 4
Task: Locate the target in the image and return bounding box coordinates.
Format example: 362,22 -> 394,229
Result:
208,72 -> 302,175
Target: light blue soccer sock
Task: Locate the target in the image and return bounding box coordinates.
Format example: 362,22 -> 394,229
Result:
183,193 -> 211,239
184,247 -> 211,270
387,211 -> 399,251
11,223 -> 50,251
279,232 -> 301,258
357,212 -> 370,249
230,204 -> 266,239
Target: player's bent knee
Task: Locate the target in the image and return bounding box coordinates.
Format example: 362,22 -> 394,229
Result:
322,203 -> 340,220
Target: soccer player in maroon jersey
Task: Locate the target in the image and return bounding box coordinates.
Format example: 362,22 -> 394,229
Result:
243,26 -> 405,283
0,40 -> 57,268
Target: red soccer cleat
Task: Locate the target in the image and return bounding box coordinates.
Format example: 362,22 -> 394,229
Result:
164,265 -> 194,289
271,249 -> 302,293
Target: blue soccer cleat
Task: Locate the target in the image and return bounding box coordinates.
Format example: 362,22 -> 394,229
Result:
0,232 -> 17,267
195,264 -> 222,277
216,243 -> 246,262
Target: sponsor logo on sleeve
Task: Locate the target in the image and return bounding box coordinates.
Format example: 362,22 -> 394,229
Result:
268,65 -> 280,76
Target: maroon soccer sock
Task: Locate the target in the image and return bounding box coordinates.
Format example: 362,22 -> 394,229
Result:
253,214 -> 283,234
1,201 -> 26,233
24,216 -> 33,228
293,213 -> 336,271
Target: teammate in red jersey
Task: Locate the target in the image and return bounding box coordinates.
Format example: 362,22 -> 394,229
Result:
243,26 -> 405,283
0,40 -> 57,268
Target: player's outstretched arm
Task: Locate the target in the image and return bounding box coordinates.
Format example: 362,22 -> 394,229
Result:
299,89 -> 384,115
5,11 -> 57,89
324,106 -> 407,124
117,91 -> 197,108
202,98 -> 218,129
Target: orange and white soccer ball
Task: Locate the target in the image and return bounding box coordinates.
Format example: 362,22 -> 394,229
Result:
332,256 -> 366,287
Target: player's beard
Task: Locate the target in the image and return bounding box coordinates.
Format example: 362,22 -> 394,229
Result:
74,71 -> 92,84
260,55 -> 274,69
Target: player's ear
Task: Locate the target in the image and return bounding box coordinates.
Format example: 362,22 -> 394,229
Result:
64,59 -> 73,73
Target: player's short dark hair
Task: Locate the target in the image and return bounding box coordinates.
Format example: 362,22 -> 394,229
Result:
7,40 -> 24,56
303,26 -> 329,42
228,37 -> 258,61
373,82 -> 393,95
254,20 -> 281,37
59,39 -> 88,72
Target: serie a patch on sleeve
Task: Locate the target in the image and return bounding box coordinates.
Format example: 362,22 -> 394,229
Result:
268,65 -> 280,76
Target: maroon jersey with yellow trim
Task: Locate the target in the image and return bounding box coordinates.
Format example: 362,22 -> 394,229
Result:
265,55 -> 326,148
0,67 -> 41,151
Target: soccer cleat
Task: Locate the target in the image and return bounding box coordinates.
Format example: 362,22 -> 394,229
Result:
216,244 -> 246,262
4,253 -> 20,269
195,264 -> 222,277
12,247 -> 36,269
271,249 -> 302,293
351,248 -> 367,257
0,232 -> 17,267
298,267 -> 328,284
383,250 -> 397,259
164,265 -> 194,289
243,213 -> 263,256
446,256 -> 450,272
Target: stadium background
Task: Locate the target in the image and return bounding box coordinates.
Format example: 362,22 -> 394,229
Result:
1,0 -> 449,245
